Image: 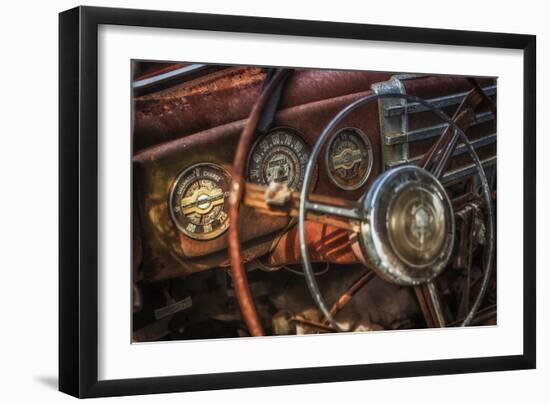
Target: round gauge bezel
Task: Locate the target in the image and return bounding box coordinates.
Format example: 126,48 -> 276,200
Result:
325,127 -> 374,191
246,127 -> 311,191
168,162 -> 232,241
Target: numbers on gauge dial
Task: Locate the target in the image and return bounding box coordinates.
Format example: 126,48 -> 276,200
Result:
169,163 -> 231,240
248,129 -> 309,191
326,127 -> 373,190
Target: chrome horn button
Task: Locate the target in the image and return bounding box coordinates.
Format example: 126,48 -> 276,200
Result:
387,185 -> 447,268
358,165 -> 455,285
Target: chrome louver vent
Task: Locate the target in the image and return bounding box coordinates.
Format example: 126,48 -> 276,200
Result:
371,77 -> 496,185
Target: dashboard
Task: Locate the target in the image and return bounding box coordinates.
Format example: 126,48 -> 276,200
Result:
132,65 -> 495,282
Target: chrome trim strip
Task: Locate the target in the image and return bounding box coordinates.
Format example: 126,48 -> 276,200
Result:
453,133 -> 497,156
371,77 -> 409,169
441,156 -> 497,185
385,85 -> 497,117
133,63 -> 208,91
387,133 -> 497,168
384,111 -> 494,145
391,74 -> 430,81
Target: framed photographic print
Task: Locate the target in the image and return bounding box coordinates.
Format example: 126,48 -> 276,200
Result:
59,6 -> 536,398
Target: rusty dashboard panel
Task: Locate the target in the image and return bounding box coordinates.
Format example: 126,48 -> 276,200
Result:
133,67 -> 392,279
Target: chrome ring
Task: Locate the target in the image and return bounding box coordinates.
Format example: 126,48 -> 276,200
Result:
359,165 -> 455,285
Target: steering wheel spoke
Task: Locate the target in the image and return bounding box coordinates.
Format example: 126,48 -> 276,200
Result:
420,98 -> 479,179
414,282 -> 446,328
304,199 -> 363,222
243,181 -> 362,232
423,129 -> 461,179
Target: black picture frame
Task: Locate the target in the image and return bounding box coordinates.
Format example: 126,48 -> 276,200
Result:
59,5 -> 536,398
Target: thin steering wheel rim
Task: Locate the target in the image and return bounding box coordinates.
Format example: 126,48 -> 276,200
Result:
299,92 -> 495,332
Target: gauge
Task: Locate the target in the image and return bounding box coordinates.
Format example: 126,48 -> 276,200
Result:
248,128 -> 309,191
169,163 -> 231,240
326,127 -> 373,190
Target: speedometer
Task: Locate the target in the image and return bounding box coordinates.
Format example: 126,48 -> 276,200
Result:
169,163 -> 231,240
247,128 -> 309,191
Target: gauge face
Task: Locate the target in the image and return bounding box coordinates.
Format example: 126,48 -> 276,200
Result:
169,163 -> 231,240
248,128 -> 309,191
326,127 -> 373,190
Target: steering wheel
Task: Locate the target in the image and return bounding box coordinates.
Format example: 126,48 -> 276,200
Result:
229,71 -> 495,335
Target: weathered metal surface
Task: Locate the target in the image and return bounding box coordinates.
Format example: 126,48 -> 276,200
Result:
133,62 -> 189,80
372,77 -> 409,168
134,67 -> 266,150
267,222 -> 359,266
133,67 -> 390,151
133,64 -> 227,95
372,75 -> 497,173
133,86 -> 382,280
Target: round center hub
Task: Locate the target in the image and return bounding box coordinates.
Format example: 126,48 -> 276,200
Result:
358,165 -> 455,285
387,185 -> 448,268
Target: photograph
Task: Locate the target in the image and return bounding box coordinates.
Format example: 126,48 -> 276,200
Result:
131,62 -> 497,342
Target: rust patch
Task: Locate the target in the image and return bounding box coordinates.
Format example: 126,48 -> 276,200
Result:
136,67 -> 266,101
